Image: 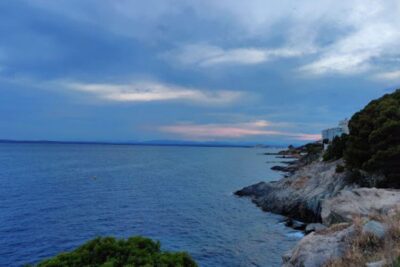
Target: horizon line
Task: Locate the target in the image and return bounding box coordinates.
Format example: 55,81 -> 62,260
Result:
0,139 -> 292,148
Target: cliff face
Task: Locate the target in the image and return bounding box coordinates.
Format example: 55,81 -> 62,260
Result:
235,160 -> 353,222
236,158 -> 400,266
321,187 -> 400,225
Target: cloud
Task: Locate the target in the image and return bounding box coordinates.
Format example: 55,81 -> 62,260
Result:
21,0 -> 400,76
299,1 -> 400,75
65,81 -> 244,105
159,120 -> 320,141
163,44 -> 313,67
374,70 -> 400,82
154,0 -> 400,75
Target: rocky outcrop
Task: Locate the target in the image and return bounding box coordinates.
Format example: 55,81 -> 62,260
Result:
235,160 -> 354,222
282,224 -> 355,267
236,150 -> 400,266
280,186 -> 400,267
321,188 -> 400,225
305,223 -> 326,234
271,165 -> 299,174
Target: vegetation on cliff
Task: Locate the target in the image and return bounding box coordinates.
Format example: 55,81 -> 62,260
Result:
323,134 -> 348,162
33,236 -> 197,267
324,89 -> 400,187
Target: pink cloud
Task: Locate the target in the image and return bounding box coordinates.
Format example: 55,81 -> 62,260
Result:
159,121 -> 321,141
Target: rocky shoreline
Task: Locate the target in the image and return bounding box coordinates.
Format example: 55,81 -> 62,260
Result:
235,159 -> 353,223
235,148 -> 400,267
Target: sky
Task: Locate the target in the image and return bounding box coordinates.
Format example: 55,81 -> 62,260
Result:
0,0 -> 400,144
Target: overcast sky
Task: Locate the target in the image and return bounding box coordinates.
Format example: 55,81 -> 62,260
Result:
1,0 -> 399,144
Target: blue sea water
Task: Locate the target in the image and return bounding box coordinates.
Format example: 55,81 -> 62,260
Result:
0,143 -> 301,267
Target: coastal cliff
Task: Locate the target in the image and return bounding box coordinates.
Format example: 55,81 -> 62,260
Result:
235,159 -> 353,223
236,153 -> 400,267
236,90 -> 400,266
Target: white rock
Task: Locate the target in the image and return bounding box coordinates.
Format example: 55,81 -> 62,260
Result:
366,260 -> 386,267
283,224 -> 354,267
321,188 -> 400,225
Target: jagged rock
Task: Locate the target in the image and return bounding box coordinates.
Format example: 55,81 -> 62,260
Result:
305,223 -> 326,234
362,220 -> 386,239
283,224 -> 355,267
235,160 -> 353,222
321,188 -> 400,225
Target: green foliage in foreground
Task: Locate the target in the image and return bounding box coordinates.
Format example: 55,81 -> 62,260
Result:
344,89 -> 400,187
34,236 -> 197,267
393,257 -> 400,267
323,134 -> 348,162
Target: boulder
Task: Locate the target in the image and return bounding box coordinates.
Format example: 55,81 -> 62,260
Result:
284,218 -> 307,231
362,220 -> 386,239
321,188 -> 400,225
283,224 -> 355,267
305,223 -> 327,234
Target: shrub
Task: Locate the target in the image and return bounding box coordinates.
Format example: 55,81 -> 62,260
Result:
33,236 -> 197,267
323,134 -> 348,161
335,164 -> 345,173
344,89 -> 400,187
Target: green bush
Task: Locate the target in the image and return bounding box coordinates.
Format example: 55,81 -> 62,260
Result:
305,143 -> 323,155
33,236 -> 197,267
393,257 -> 400,267
323,134 -> 348,161
344,89 -> 400,187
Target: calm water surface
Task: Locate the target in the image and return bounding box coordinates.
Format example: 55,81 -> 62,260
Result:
0,143 -> 301,267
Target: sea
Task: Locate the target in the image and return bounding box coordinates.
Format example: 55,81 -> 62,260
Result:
0,143 -> 302,267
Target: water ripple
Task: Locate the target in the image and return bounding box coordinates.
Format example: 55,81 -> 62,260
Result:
0,144 -> 301,267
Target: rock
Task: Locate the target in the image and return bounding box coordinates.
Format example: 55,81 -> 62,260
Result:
264,152 -> 280,155
281,160 -> 298,165
271,165 -> 299,173
282,250 -> 293,263
235,160 -> 353,222
283,224 -> 355,267
276,155 -> 300,159
305,223 -> 326,234
321,188 -> 400,225
284,218 -> 307,231
366,260 -> 386,267
362,220 -> 386,239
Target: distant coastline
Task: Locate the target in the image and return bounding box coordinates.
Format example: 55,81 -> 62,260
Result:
0,139 -> 270,148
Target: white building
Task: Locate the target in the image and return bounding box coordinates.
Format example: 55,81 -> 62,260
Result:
322,119 -> 349,142
338,119 -> 349,134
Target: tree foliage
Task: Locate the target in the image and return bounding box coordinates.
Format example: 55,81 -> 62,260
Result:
344,89 -> 400,187
34,236 -> 197,267
323,134 -> 348,161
